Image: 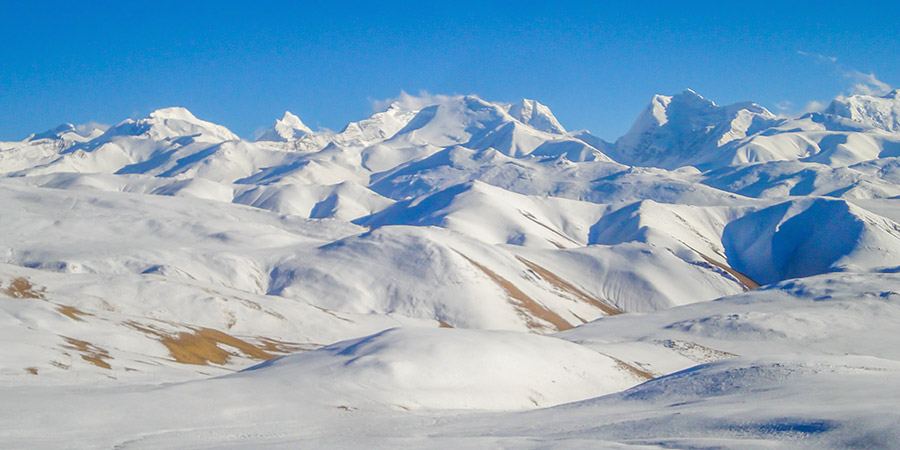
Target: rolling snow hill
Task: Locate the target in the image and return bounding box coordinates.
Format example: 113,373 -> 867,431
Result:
2,89 -> 899,448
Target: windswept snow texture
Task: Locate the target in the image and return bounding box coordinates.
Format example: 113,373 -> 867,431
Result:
2,90 -> 900,448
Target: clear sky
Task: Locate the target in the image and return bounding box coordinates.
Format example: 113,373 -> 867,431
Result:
2,1 -> 898,141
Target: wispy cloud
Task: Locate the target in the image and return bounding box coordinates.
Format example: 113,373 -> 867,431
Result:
796,50 -> 838,63
74,121 -> 109,135
803,101 -> 827,113
844,70 -> 892,96
780,51 -> 895,118
796,50 -> 893,98
372,90 -> 455,112
774,100 -> 794,112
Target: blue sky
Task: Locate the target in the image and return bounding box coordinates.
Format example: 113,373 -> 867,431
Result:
1,1 -> 898,141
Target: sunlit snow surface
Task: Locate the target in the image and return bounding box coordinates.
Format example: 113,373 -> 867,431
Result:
2,90 -> 900,448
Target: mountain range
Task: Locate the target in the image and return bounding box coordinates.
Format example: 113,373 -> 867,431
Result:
2,89 -> 900,448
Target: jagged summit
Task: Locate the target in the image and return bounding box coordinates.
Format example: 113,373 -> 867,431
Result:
149,106 -> 199,121
106,107 -> 239,142
507,99 -> 567,134
27,122 -> 108,143
613,89 -> 779,169
256,111 -> 313,142
824,90 -> 900,133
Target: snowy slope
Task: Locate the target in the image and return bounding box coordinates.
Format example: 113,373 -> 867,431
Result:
3,89 -> 900,448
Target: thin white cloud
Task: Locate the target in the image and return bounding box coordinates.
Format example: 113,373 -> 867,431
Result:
74,121 -> 109,136
774,100 -> 794,112
803,101 -> 827,113
796,50 -> 837,63
372,90 -> 455,112
845,70 -> 892,96
786,51 -> 894,118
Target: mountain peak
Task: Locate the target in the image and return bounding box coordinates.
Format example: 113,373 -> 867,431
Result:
28,123 -> 76,141
614,90 -> 779,169
105,107 -> 239,141
27,122 -> 108,143
671,88 -> 716,108
825,90 -> 900,133
149,107 -> 198,121
257,111 -> 313,142
508,99 -> 566,134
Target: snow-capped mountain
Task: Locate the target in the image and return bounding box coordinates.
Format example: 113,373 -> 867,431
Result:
612,89 -> 781,169
824,89 -> 900,133
3,89 -> 900,448
255,111 -> 313,141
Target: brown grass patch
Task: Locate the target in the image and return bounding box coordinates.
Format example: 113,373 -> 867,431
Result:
56,305 -> 91,321
548,240 -> 567,250
594,352 -> 654,380
456,251 -> 572,332
256,337 -> 316,354
437,319 -> 454,328
3,277 -> 45,299
61,336 -> 112,369
25,367 -> 38,375
125,322 -> 275,366
697,253 -> 760,290
516,256 -> 622,316
160,328 -> 273,365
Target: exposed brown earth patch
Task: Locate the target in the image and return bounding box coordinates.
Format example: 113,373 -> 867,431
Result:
516,256 -> 622,316
455,251 -> 572,332
570,311 -> 589,324
56,305 -> 92,321
595,352 -> 655,380
61,336 -> 112,369
547,240 -> 567,250
125,321 -> 275,366
161,328 -> 274,365
256,337 -> 317,354
437,319 -> 454,328
236,298 -> 286,321
696,252 -> 760,290
3,277 -> 45,299
25,367 -> 38,375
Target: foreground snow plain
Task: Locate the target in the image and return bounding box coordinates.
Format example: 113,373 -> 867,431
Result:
2,90 -> 900,448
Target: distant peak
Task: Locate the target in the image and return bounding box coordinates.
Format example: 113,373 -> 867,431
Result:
148,107 -> 198,121
108,106 -> 238,141
672,89 -> 715,106
256,110 -> 312,142
28,123 -> 76,141
277,111 -> 311,131
508,98 -> 566,134
280,111 -> 303,125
